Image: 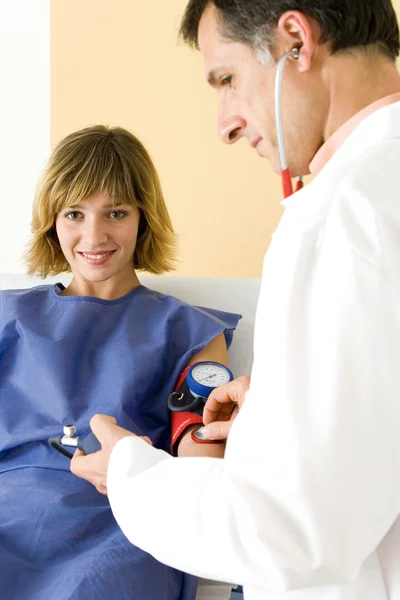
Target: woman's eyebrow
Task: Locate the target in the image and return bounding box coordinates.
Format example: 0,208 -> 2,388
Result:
63,202 -> 127,210
104,202 -> 124,208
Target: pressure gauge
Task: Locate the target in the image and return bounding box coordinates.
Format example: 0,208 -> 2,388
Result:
187,361 -> 233,399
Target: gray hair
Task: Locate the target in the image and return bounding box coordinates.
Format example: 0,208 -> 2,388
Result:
180,0 -> 400,62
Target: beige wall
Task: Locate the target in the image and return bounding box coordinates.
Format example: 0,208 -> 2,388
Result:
51,0 -> 400,278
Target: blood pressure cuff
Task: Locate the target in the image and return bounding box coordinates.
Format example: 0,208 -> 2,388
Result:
170,366 -> 203,455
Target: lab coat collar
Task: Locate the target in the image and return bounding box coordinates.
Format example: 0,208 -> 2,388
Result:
309,94 -> 400,176
282,101 -> 400,210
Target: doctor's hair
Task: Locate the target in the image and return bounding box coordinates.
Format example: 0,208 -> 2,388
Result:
26,125 -> 177,277
180,0 -> 400,61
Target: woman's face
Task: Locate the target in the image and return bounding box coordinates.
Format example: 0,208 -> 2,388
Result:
55,193 -> 140,287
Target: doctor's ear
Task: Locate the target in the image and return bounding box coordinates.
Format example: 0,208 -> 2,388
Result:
275,10 -> 322,72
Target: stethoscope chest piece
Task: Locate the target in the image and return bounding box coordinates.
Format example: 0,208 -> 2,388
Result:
48,424 -> 101,459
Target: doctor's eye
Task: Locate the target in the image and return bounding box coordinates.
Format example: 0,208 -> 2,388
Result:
108,210 -> 128,220
65,211 -> 83,221
220,75 -> 232,86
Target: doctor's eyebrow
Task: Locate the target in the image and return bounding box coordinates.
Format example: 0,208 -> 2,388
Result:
207,70 -> 220,87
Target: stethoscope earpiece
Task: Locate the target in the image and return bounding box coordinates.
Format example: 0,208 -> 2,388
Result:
291,46 -> 301,60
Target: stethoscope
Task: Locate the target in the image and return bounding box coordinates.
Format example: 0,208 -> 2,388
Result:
275,46 -> 304,198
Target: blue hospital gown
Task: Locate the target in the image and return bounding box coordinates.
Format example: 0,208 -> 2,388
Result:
0,283 -> 240,600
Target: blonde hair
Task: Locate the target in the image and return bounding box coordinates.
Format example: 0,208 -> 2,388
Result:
26,125 -> 177,277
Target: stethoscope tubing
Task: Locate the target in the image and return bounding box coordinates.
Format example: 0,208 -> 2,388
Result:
275,47 -> 303,198
275,51 -> 291,171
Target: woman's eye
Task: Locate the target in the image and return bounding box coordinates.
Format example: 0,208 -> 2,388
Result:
65,211 -> 82,220
109,210 -> 127,220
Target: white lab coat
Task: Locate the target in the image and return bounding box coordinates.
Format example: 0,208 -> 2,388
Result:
108,102 -> 400,599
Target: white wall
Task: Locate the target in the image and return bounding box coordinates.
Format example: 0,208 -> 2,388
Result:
0,0 -> 50,273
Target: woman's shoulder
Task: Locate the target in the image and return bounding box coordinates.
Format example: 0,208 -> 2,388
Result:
0,284 -> 55,306
140,286 -> 241,330
139,286 -> 209,315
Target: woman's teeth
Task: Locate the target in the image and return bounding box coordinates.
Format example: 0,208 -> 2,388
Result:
81,252 -> 113,259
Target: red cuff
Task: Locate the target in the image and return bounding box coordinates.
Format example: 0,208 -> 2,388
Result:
171,411 -> 203,453
170,366 -> 203,454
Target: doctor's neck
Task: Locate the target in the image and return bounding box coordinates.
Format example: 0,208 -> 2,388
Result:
322,48 -> 400,143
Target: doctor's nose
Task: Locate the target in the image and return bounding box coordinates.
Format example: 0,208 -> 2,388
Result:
218,108 -> 246,145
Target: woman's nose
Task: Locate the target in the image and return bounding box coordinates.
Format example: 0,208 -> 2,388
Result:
82,219 -> 108,246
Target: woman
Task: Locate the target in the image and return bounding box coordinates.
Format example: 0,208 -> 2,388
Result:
0,126 -> 240,600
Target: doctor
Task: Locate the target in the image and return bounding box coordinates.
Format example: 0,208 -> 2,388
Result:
72,1 -> 400,598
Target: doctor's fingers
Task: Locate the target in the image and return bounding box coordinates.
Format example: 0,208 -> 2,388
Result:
203,376 -> 250,425
70,450 -> 108,495
90,414 -> 135,451
201,405 -> 240,440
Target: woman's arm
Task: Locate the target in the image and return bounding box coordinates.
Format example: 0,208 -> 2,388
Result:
176,332 -> 229,458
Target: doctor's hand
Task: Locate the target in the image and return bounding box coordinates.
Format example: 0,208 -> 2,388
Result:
199,375 -> 251,441
70,414 -> 151,495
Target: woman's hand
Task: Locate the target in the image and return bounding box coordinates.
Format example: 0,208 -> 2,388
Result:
70,415 -> 151,495
198,375 -> 251,441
